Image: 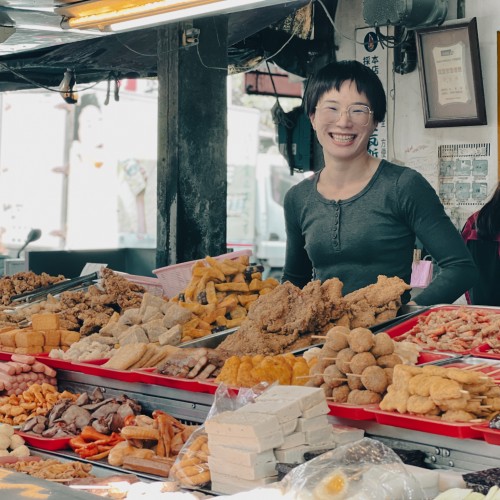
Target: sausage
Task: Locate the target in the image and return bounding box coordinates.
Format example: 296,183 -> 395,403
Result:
11,354 -> 36,365
0,363 -> 16,376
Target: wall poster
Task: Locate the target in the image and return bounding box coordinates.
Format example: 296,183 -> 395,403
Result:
438,142 -> 492,230
355,27 -> 388,160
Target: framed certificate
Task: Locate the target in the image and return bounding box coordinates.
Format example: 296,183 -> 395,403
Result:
415,17 -> 487,128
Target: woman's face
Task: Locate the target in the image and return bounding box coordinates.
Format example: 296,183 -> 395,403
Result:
310,80 -> 377,164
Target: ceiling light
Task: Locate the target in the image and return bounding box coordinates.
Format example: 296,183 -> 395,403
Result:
58,0 -> 304,32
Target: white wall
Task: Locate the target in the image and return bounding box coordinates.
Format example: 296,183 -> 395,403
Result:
333,0 -> 498,227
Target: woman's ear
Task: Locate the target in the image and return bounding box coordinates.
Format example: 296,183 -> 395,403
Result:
309,113 -> 317,131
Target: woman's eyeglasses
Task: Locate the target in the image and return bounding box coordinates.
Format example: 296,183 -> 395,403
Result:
315,104 -> 373,126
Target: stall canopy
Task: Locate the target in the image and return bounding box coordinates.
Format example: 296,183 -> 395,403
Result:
0,0 -> 337,91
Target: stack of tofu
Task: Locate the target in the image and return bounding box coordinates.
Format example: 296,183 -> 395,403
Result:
205,385 -> 337,495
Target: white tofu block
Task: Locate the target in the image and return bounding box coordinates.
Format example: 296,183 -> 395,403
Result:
296,414 -> 329,432
208,430 -> 284,452
276,431 -> 306,450
208,456 -> 277,481
210,471 -> 279,492
274,441 -> 336,464
282,418 -> 298,436
258,385 -> 326,411
205,410 -> 281,438
237,399 -> 301,423
302,399 -> 330,418
306,425 -> 333,445
208,445 -> 275,468
330,424 -> 364,445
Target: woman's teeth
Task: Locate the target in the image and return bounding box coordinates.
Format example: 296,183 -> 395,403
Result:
331,134 -> 355,143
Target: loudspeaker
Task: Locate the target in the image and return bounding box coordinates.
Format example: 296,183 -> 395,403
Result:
363,0 -> 448,29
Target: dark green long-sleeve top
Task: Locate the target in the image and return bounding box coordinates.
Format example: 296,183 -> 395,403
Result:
282,160 -> 478,305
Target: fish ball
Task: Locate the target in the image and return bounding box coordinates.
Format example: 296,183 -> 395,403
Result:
349,352 -> 377,375
347,389 -> 382,405
330,385 -> 350,403
335,348 -> 355,374
361,365 -> 388,393
323,365 -> 346,388
320,383 -> 333,398
348,328 -> 375,353
324,326 -> 350,351
371,332 -> 395,357
347,374 -> 363,390
377,353 -> 403,368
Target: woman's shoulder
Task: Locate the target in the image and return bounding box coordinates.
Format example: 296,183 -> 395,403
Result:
379,160 -> 430,188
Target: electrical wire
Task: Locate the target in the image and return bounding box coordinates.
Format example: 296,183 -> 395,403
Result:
0,61 -> 108,94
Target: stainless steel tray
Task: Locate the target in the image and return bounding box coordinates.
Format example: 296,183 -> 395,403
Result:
179,327 -> 239,349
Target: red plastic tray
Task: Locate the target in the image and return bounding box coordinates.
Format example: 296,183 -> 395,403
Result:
470,344 -> 500,361
0,351 -> 14,361
71,358 -> 140,382
470,423 -> 500,445
383,305 -> 500,354
370,408 -> 484,439
134,368 -> 216,394
15,431 -> 72,451
327,402 -> 377,420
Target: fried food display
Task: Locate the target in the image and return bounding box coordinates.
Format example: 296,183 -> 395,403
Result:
380,364 -> 500,422
217,275 -> 410,357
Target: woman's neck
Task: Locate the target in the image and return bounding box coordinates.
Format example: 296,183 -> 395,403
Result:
317,155 -> 381,201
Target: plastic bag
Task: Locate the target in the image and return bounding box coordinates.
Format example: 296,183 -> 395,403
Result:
410,256 -> 433,288
280,437 -> 426,499
169,383 -> 266,489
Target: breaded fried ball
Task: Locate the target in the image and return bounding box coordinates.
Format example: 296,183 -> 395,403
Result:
323,364 -> 346,388
318,345 -> 338,360
330,384 -> 350,403
320,383 -> 333,398
377,353 -> 403,368
335,348 -> 355,374
306,358 -> 332,386
361,365 -> 388,393
349,352 -> 377,375
384,367 -> 394,385
324,326 -> 350,351
347,373 -> 363,390
347,389 -> 382,405
348,328 -> 374,353
371,332 -> 394,357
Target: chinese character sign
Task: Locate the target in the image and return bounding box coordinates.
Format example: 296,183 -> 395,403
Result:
355,27 -> 388,160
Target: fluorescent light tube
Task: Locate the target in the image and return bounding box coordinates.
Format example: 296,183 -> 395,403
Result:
60,0 -> 303,32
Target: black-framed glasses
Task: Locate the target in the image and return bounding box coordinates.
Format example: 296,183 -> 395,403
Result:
315,104 -> 373,126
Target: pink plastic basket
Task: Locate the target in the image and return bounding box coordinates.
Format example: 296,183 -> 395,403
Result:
153,249 -> 252,298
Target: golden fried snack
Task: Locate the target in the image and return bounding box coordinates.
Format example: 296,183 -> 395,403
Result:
408,374 -> 443,397
429,378 -> 463,401
323,365 -> 346,388
347,373 -> 363,390
379,385 -> 410,413
406,395 -> 438,415
441,410 -> 476,422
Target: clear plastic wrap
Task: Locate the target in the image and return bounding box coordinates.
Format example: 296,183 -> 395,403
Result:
280,437 -> 426,499
169,383 -> 266,489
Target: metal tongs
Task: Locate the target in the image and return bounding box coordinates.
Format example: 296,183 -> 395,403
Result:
9,271 -> 99,304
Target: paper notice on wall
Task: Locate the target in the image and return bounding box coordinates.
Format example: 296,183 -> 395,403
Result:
355,27 -> 388,160
438,143 -> 492,230
404,143 -> 439,192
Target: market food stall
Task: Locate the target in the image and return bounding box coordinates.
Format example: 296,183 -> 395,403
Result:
0,260 -> 499,498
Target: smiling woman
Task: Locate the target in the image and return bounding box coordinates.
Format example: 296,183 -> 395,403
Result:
281,60 -> 478,307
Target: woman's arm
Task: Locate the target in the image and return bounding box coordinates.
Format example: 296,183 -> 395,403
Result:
398,171 -> 478,306
281,188 -> 313,287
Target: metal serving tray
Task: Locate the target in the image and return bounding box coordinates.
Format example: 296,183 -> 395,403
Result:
179,327 -> 239,349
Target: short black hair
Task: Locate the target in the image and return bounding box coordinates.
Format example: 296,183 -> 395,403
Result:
303,60 -> 387,123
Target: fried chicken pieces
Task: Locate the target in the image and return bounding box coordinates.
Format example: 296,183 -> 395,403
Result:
217,275 -> 409,357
